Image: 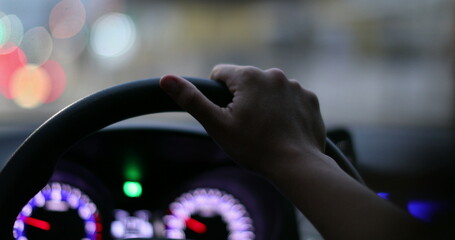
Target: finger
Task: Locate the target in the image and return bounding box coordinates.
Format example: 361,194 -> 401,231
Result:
210,64 -> 264,91
264,68 -> 288,81
209,64 -> 240,81
160,74 -> 225,129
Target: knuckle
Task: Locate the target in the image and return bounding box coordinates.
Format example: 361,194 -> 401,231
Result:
305,90 -> 320,108
266,68 -> 286,80
289,79 -> 302,89
237,66 -> 262,80
210,65 -> 221,76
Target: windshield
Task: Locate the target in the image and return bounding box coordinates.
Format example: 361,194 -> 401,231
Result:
1,0 -> 453,127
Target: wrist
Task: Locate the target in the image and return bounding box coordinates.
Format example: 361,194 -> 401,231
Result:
256,146 -> 340,181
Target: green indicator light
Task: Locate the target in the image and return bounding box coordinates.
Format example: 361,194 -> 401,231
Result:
125,164 -> 141,181
123,181 -> 142,198
124,155 -> 142,181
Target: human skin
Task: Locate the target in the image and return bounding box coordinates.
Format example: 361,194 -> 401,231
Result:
159,64 -> 430,240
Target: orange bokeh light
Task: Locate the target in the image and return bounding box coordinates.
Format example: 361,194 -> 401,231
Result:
49,0 -> 86,39
0,46 -> 27,99
10,65 -> 51,109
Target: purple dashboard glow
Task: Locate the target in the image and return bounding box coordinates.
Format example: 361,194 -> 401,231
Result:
110,210 -> 153,239
165,188 -> 255,240
13,182 -> 102,240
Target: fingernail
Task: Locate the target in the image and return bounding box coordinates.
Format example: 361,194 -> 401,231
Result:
160,76 -> 180,94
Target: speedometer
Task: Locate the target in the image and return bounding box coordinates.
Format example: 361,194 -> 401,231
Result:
164,188 -> 255,240
13,182 -> 103,240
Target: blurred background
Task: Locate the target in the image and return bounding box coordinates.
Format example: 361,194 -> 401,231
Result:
0,0 -> 454,128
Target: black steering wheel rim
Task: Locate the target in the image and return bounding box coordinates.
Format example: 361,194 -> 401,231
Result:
0,77 -> 363,239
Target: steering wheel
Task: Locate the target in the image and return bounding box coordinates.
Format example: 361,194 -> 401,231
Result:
0,77 -> 364,239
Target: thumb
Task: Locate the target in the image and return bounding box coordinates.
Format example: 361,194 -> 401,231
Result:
159,74 -> 224,128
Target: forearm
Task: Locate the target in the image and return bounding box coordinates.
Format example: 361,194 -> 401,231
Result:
262,150 -> 429,240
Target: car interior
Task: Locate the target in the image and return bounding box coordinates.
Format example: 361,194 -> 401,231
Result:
1,0 -> 454,239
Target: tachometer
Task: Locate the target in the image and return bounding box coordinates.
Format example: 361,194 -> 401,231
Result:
13,182 -> 103,240
164,188 -> 255,240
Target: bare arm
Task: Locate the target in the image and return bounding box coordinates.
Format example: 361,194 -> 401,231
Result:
159,64 -> 429,240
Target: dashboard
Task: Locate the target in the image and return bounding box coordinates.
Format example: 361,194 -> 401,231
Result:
1,115 -> 455,239
5,117 -> 300,240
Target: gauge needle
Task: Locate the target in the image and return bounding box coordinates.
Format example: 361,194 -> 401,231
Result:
23,216 -> 51,231
185,217 -> 207,234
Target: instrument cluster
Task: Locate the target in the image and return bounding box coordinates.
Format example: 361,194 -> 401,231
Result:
13,126 -> 298,240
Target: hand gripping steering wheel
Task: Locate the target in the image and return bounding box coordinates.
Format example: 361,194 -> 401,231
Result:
0,77 -> 364,239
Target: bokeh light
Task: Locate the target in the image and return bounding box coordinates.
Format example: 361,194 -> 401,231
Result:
0,12 -> 6,46
20,27 -> 53,65
49,0 -> 86,39
10,64 -> 51,109
0,14 -> 24,54
377,192 -> 390,200
0,46 -> 27,99
123,181 -> 143,198
407,200 -> 442,222
90,12 -> 136,58
0,7 -> 68,108
41,60 -> 66,103
52,26 -> 88,64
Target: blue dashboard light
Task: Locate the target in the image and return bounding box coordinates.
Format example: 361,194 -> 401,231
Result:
407,200 -> 441,222
377,192 -> 390,200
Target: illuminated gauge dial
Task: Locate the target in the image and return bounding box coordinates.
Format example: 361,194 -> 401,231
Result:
165,188 -> 255,240
13,182 -> 102,240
